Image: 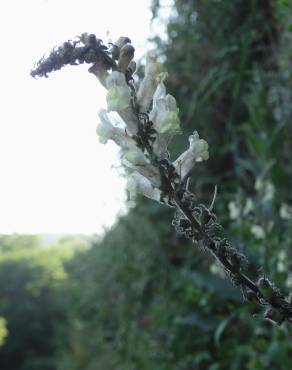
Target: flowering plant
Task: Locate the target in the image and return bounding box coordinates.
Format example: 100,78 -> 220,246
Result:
31,33 -> 292,326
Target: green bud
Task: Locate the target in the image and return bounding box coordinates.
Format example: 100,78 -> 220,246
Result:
110,44 -> 120,60
115,36 -> 131,49
257,277 -> 275,301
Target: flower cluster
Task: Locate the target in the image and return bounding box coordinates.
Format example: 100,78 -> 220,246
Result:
32,34 -> 292,326
92,37 -> 209,205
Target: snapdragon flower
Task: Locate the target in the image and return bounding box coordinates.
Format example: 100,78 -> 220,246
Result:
150,80 -> 181,157
96,109 -> 137,149
137,51 -> 166,113
106,71 -> 131,111
150,81 -> 180,134
173,131 -> 209,179
126,171 -> 162,203
105,71 -> 139,134
121,149 -> 161,188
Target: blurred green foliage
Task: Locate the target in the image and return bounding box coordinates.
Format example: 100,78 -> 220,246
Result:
0,235 -> 87,370
0,318 -> 8,347
1,0 -> 292,369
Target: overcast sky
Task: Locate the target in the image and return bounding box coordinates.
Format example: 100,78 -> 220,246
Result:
0,0 -> 172,235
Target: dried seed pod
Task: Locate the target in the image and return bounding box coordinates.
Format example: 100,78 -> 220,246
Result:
246,290 -> 260,304
264,308 -> 285,326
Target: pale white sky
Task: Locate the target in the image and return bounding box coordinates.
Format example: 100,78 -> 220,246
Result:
0,0 -> 172,234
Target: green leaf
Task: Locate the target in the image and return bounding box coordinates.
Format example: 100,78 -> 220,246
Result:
214,317 -> 230,347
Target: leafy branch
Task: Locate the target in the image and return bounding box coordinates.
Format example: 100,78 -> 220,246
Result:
31,34 -> 292,326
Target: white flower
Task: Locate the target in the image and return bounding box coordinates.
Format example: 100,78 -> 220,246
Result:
277,261 -> 286,273
96,113 -> 114,144
126,172 -> 162,202
228,201 -> 240,220
255,178 -> 263,191
137,51 -> 166,112
150,82 -> 180,134
96,109 -> 137,149
251,225 -> 266,240
278,250 -> 286,261
121,148 -> 161,187
243,198 -> 254,216
280,203 -> 292,220
126,176 -> 138,199
105,71 -> 139,134
173,131 -> 209,179
263,182 -> 275,203
106,71 -> 131,111
255,179 -> 275,203
148,81 -> 181,157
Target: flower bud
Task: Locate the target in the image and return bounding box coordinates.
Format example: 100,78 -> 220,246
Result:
121,150 -> 161,187
137,51 -> 166,112
115,36 -> 131,49
251,225 -> 265,240
96,122 -> 113,144
118,44 -> 135,73
110,44 -> 120,60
